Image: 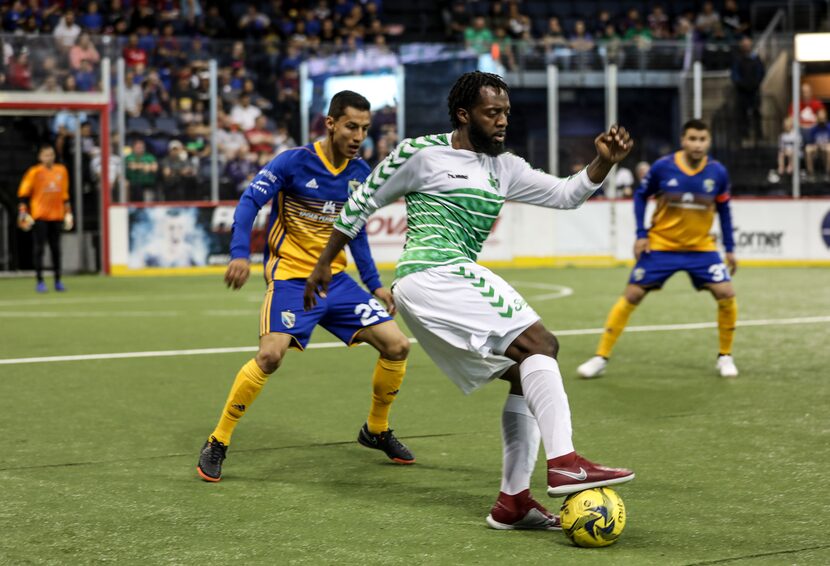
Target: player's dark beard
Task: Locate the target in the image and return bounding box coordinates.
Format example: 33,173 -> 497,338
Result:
469,118 -> 505,156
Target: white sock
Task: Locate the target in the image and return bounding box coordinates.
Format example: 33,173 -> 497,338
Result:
500,394 -> 541,495
519,354 -> 574,460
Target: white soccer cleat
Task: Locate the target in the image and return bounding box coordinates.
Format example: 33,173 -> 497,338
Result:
577,356 -> 607,379
716,355 -> 739,378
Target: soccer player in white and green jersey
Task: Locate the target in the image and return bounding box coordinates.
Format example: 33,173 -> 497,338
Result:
305,72 -> 635,531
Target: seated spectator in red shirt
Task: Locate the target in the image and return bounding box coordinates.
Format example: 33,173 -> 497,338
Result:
123,34 -> 148,68
789,83 -> 826,135
245,115 -> 276,155
8,50 -> 32,90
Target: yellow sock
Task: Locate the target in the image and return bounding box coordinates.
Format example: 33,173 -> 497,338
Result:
717,297 -> 738,355
210,359 -> 269,445
596,297 -> 638,358
367,358 -> 407,435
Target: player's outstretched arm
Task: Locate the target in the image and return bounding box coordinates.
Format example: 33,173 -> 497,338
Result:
586,124 -> 634,184
304,229 -> 353,310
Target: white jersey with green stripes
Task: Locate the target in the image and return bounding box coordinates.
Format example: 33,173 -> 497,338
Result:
335,132 -> 600,281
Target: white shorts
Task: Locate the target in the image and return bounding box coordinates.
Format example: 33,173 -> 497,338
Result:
393,263 -> 540,394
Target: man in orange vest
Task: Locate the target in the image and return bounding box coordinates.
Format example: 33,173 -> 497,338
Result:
17,143 -> 74,292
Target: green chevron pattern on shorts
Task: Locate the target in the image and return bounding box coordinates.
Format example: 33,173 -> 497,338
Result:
448,266 -> 514,318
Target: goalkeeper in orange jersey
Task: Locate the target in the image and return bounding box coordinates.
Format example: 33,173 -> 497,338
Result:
17,143 -> 74,293
578,119 -> 739,379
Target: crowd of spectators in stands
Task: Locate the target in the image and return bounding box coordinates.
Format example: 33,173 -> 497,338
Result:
445,0 -> 751,71
0,0 -> 390,201
0,1 -> 808,199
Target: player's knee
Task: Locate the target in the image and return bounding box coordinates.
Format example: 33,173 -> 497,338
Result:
714,289 -> 736,301
381,336 -> 410,361
624,286 -> 647,305
255,348 -> 283,374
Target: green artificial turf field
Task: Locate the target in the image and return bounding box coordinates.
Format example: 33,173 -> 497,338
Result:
1,267 -> 829,565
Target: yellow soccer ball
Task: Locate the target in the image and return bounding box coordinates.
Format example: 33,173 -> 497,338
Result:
559,487 -> 626,547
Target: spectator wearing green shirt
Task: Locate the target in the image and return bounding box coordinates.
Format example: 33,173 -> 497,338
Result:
464,16 -> 493,55
125,139 -> 158,202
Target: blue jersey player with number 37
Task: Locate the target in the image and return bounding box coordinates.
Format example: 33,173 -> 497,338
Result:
578,119 -> 740,379
197,91 -> 415,482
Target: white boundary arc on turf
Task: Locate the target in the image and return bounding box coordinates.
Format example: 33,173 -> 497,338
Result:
1,315 -> 828,366
512,281 -> 574,301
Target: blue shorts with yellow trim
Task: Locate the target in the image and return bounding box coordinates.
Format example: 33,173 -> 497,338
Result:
629,251 -> 731,290
259,272 -> 392,349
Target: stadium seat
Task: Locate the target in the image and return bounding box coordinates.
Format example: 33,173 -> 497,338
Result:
126,117 -> 153,136
155,117 -> 180,136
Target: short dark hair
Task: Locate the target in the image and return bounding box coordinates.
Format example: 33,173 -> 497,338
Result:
682,119 -> 709,134
327,90 -> 371,119
39,143 -> 55,153
447,71 -> 509,129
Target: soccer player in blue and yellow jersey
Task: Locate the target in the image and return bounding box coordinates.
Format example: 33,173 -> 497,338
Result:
578,119 -> 740,379
197,91 -> 414,482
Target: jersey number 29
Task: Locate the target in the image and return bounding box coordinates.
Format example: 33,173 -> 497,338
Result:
355,298 -> 390,326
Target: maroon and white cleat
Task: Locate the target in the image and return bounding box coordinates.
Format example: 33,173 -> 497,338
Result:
486,489 -> 562,530
546,452 -> 635,497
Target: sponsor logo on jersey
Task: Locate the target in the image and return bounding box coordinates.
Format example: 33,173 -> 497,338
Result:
322,200 -> 337,214
305,178 -> 319,189
448,173 -> 468,179
488,172 -> 500,190
258,169 -> 277,182
703,179 -> 715,192
666,178 -> 679,187
281,310 -> 296,328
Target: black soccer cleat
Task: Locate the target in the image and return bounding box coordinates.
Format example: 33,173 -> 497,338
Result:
197,436 -> 228,482
357,423 -> 415,464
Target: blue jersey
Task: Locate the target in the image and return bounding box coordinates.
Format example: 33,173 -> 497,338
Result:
635,151 -> 735,253
230,142 -> 382,291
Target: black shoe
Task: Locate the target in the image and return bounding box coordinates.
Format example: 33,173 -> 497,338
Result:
197,436 -> 227,482
357,423 -> 415,464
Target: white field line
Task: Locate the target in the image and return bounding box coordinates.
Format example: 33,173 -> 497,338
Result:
512,281 -> 574,301
0,294 -> 263,307
0,310 -> 255,318
0,281 -> 570,318
1,315 -> 827,366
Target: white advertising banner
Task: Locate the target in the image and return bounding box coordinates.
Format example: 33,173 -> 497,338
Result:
109,198 -> 830,273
